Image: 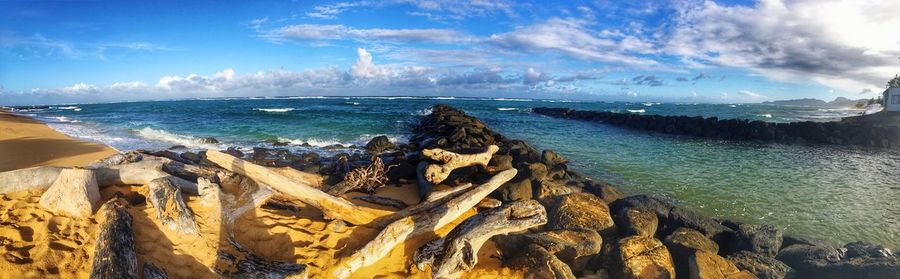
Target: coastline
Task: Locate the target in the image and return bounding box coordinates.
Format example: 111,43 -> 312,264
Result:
0,110 -> 119,171
0,104 -> 896,278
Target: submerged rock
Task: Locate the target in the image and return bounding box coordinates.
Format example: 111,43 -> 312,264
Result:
365,135 -> 396,153
198,137 -> 219,144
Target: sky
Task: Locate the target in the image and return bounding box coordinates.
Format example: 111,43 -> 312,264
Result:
1,0 -> 900,105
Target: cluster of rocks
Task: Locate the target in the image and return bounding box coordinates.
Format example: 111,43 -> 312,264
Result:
532,107 -> 900,148
409,105 -> 899,278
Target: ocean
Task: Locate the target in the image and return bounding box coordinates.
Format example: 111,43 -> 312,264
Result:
13,96 -> 900,247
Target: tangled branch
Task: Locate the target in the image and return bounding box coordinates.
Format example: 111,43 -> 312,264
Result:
341,156 -> 394,194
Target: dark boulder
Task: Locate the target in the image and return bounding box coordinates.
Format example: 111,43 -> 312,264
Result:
365,136 -> 396,153
665,207 -> 733,245
527,163 -> 549,182
663,227 -> 719,278
508,244 -> 577,279
489,155 -> 514,171
727,251 -> 794,279
494,178 -> 533,202
521,229 -> 603,274
582,180 -> 624,203
614,208 -> 658,238
777,243 -> 900,279
545,193 -> 614,234
542,149 -> 569,168
609,195 -> 675,222
727,222 -> 783,258
225,147 -> 244,158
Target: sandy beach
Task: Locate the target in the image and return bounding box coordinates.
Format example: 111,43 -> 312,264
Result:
0,111 -> 519,278
0,111 -> 118,172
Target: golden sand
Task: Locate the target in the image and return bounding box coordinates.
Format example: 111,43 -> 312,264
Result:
0,111 -> 118,172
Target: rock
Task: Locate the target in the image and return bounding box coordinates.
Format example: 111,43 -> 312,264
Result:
777,242 -> 900,279
489,155 -> 514,171
385,158 -> 416,182
615,209 -> 658,237
666,207 -> 733,245
843,241 -> 895,259
264,138 -> 289,146
506,140 -> 540,164
527,163 -> 549,181
730,223 -> 782,258
534,180 -> 579,200
180,152 -> 201,163
365,136 -> 396,153
509,244 -> 577,279
546,193 -> 614,234
198,137 -> 219,144
612,236 -> 676,279
610,195 -> 675,222
689,250 -> 756,279
547,164 -> 570,180
583,180 -> 625,203
168,145 -> 187,151
522,229 -> 603,273
225,147 -> 244,158
664,228 -> 720,278
727,251 -> 794,279
542,149 -> 568,168
494,178 -> 533,202
39,169 -> 101,218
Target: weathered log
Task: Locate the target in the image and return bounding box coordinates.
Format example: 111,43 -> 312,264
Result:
89,197 -> 138,279
353,195 -> 409,210
215,236 -> 308,279
142,263 -> 169,279
331,168 -> 517,278
325,181 -> 354,196
271,167 -> 324,189
374,182 -> 475,227
38,168 -> 101,218
95,159 -> 199,195
0,166 -> 64,193
147,177 -> 200,235
421,145 -> 499,184
161,160 -> 221,182
205,150 -> 392,226
414,200 -> 548,278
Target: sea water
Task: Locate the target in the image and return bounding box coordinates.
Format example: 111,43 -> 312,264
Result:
18,97 -> 900,247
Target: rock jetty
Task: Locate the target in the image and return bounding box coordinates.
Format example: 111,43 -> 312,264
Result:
410,104 -> 899,278
533,107 -> 900,148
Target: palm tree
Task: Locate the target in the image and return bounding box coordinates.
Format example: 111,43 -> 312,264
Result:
888,74 -> 900,88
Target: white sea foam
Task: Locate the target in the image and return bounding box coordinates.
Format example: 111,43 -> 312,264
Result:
728,105 -> 738,108
255,108 -> 295,113
344,102 -> 360,105
432,96 -> 456,100
49,116 -> 80,123
758,114 -> 773,118
497,108 -> 518,111
627,109 -> 646,113
642,102 -> 654,107
494,98 -> 532,102
415,107 -> 433,116
56,106 -> 81,110
135,127 -> 220,149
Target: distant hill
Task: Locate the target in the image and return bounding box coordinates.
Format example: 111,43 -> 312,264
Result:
763,97 -> 866,107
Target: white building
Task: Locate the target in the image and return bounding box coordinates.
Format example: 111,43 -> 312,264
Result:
885,87 -> 900,112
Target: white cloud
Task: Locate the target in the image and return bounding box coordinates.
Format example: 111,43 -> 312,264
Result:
261,24 -> 476,44
667,0 -> 900,93
489,18 -> 659,66
737,90 -> 767,100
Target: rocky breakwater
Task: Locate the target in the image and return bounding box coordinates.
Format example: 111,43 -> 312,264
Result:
532,107 -> 900,148
406,104 -> 900,278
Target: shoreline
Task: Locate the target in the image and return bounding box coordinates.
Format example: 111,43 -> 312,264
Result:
0,110 -> 119,172
0,105 -> 897,278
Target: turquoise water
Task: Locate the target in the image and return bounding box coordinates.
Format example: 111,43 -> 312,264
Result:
15,97 -> 900,247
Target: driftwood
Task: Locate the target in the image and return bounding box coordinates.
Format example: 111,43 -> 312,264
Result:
38,168 -> 100,218
421,145 -> 499,185
89,197 -> 138,279
205,150 -> 392,226
147,177 -> 200,235
0,160 -> 198,195
414,200 -> 548,278
476,197 -> 502,209
331,168 -> 517,278
0,166 -> 64,193
271,167 -> 324,189
352,195 -> 409,210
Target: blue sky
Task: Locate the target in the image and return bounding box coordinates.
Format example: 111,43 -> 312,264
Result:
2,0 -> 899,105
